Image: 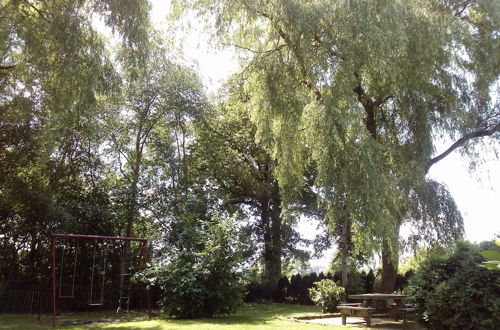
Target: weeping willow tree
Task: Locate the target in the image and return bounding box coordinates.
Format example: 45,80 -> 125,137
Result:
174,0 -> 499,291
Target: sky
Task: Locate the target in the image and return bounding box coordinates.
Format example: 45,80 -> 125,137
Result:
148,1 -> 499,267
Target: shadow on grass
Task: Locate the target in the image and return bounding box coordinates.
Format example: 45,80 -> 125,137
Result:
161,303 -> 314,326
0,304 -> 323,329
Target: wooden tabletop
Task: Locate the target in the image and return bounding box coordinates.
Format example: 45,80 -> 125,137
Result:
348,293 -> 407,300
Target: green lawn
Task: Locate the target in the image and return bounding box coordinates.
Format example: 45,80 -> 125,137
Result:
0,304 -> 356,329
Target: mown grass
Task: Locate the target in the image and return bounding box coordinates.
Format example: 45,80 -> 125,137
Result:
0,303 -> 350,329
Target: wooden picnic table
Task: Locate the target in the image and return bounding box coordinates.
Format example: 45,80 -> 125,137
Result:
348,293 -> 407,308
339,294 -> 414,327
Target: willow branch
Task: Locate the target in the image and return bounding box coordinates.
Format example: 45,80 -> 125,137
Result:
425,122 -> 500,173
0,64 -> 16,70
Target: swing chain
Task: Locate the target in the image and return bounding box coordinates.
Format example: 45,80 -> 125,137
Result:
59,239 -> 78,299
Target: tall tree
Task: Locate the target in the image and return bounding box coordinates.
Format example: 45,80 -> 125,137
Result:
0,0 -> 151,289
189,81 -> 309,295
175,0 -> 499,291
106,39 -> 205,308
108,40 -> 205,238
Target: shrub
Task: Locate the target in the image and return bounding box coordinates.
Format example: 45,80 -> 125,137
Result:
274,276 -> 290,302
361,269 -> 375,293
309,279 -> 346,313
299,273 -> 316,304
345,270 -> 364,295
244,280 -> 268,302
405,242 -> 500,329
153,216 -> 244,318
394,270 -> 413,292
288,274 -> 302,303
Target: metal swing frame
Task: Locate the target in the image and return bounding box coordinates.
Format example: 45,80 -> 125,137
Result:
50,233 -> 151,328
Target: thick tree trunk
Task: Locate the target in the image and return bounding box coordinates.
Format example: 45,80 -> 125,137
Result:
372,243 -> 398,293
373,221 -> 402,293
270,193 -> 282,292
261,200 -> 273,292
261,192 -> 282,300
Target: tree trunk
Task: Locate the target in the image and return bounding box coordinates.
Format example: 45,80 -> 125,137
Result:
270,192 -> 282,297
372,241 -> 398,293
339,196 -> 350,288
340,223 -> 348,288
119,133 -> 142,310
261,192 -> 282,300
261,198 -> 273,296
373,219 -> 402,293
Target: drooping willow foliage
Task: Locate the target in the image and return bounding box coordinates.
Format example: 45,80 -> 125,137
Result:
173,0 -> 499,261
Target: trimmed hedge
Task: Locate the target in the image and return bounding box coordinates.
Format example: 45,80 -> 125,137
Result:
245,269 -> 386,304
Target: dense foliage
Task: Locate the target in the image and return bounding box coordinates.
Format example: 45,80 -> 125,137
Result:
176,0 -> 498,292
0,0 -> 151,291
189,82 -> 310,294
154,216 -> 244,318
1,0 -> 498,318
309,279 -> 345,313
405,242 -> 500,329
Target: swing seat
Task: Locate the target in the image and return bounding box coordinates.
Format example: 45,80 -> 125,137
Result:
88,303 -> 104,306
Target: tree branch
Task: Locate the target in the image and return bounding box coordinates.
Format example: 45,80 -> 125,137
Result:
353,72 -> 377,139
425,122 -> 500,173
110,134 -> 132,165
0,64 -> 16,70
25,1 -> 52,23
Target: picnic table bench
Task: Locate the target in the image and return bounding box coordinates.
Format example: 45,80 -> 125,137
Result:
338,305 -> 377,326
339,294 -> 415,327
387,306 -> 416,326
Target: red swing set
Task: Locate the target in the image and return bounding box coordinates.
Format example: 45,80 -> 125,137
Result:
50,233 -> 152,327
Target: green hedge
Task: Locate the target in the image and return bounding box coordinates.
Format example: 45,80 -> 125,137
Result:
405,242 -> 500,329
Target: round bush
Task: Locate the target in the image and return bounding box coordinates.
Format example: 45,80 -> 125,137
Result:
153,216 -> 244,318
405,242 -> 500,329
309,279 -> 346,313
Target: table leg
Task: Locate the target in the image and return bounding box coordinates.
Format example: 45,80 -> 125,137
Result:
342,315 -> 346,325
394,299 -> 406,307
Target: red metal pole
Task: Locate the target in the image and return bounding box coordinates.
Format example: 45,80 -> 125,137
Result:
142,242 -> 152,319
51,236 -> 56,327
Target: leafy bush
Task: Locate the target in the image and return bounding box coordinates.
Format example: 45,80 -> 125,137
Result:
309,279 -> 346,313
244,280 -> 268,303
361,269 -> 375,293
152,216 -> 244,318
405,242 -> 500,329
345,270 -> 364,294
394,270 -> 414,292
274,276 -> 291,302
287,272 -> 321,304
